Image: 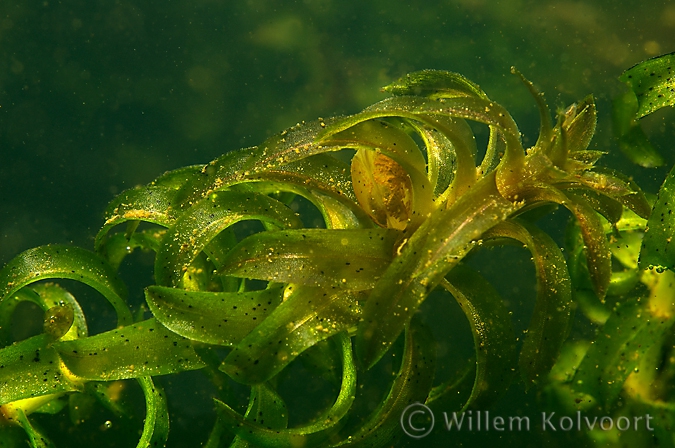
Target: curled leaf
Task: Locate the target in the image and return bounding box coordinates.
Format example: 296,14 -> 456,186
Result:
0,245 -> 132,327
56,318 -> 205,381
382,69 -> 489,100
441,264 -> 517,407
0,334 -> 81,406
145,285 -> 284,346
484,220 -> 573,385
351,150 -> 413,230
136,376 -> 170,448
640,165 -> 675,271
220,228 -> 400,291
619,51 -> 675,118
154,191 -> 302,288
221,285 -> 361,385
357,172 -> 518,368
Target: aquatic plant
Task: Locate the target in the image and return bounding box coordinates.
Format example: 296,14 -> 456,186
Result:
1,53 -> 674,447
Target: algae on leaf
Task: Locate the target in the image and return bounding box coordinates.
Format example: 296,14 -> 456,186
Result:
1,59 -> 675,447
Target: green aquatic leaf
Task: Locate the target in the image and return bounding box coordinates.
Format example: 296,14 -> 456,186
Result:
216,333 -> 356,447
576,167 -> 651,220
357,172 -> 518,368
484,220 -> 573,385
640,165 -> 675,271
319,95 -> 524,174
55,318 -> 205,381
172,119 -> 346,210
145,285 -> 284,346
524,186 -> 612,300
619,51 -> 675,118
228,167 -> 370,230
442,264 -> 517,407
333,317 -> 436,447
0,333 -> 81,406
221,285 -> 361,385
97,165 -> 203,245
382,69 -> 489,100
0,245 -> 132,327
136,376 -> 169,448
612,89 -> 665,168
561,95 -> 597,156
426,358 -> 475,413
0,283 -> 88,347
511,67 -> 554,154
242,153 -> 359,203
567,196 -> 611,301
224,383 -> 289,448
220,228 -> 400,291
154,191 -> 302,288
404,114 -> 478,203
152,165 -> 205,189
571,297 -> 675,409
98,228 -> 166,271
42,304 -> 74,341
321,119 -> 433,229
14,408 -> 55,448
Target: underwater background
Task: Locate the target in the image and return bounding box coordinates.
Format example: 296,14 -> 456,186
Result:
0,1 -> 674,447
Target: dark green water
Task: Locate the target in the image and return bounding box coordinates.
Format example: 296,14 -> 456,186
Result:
1,1 -> 674,447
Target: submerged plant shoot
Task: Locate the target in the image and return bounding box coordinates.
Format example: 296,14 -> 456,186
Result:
1,52 -> 675,447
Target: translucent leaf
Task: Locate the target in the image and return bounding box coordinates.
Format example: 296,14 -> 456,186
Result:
0,245 -> 132,327
135,376 -> 169,448
442,264 -> 517,407
619,51 -> 675,118
154,191 -> 302,288
357,172 -> 519,368
221,285 -> 361,385
244,153 -> 359,203
319,95 -> 523,171
511,67 -> 554,153
589,167 -> 652,220
0,334 -> 81,406
172,119 -> 345,210
98,228 -> 166,271
571,297 -> 675,409
145,285 -> 284,346
0,283 -> 88,347
484,220 -> 573,385
95,186 -> 178,251
225,384 -> 289,447
55,318 -> 205,381
216,333 -> 356,446
425,357 -> 475,412
320,119 -> 433,229
220,228 -> 400,291
334,317 -> 436,447
561,95 -> 596,156
152,165 -> 204,189
640,164 -> 675,271
404,115 -> 478,203
563,188 -> 623,225
351,150 -> 413,230
228,167 -> 370,230
524,187 -> 611,300
612,89 -> 664,168
14,408 -> 54,448
382,69 -> 489,100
